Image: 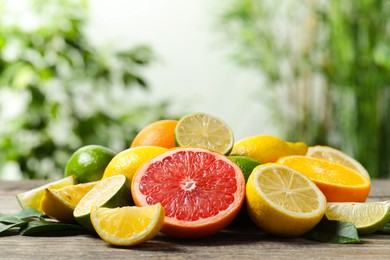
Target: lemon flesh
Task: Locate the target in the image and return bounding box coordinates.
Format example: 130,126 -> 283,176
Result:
16,175 -> 76,212
326,201 -> 390,234
40,181 -> 98,223
246,164 -> 326,236
91,204 -> 165,246
174,112 -> 234,155
74,175 -> 132,231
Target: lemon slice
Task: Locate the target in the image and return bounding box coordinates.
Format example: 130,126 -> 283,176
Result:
91,204 -> 165,246
246,163 -> 327,236
306,145 -> 370,179
16,175 -> 77,212
40,181 -> 99,223
326,201 -> 390,234
73,175 -> 132,231
174,112 -> 234,155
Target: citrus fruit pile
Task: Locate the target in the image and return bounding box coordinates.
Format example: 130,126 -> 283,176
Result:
15,112 -> 389,246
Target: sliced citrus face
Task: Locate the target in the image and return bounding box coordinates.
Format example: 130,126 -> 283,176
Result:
102,146 -> 168,183
40,181 -> 99,223
174,112 -> 234,155
246,164 -> 326,237
306,145 -> 370,179
230,135 -> 307,164
326,201 -> 390,234
277,156 -> 371,202
91,204 -> 165,246
16,175 -> 76,212
132,147 -> 246,239
74,175 -> 132,231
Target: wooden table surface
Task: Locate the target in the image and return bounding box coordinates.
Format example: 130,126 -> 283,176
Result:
1,180 -> 390,259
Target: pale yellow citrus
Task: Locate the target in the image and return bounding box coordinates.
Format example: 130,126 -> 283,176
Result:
246,164 -> 326,237
16,175 -> 76,212
40,181 -> 99,223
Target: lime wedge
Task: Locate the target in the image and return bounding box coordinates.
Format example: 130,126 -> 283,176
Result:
16,175 -> 76,212
326,201 -> 390,234
174,112 -> 234,155
73,175 -> 132,231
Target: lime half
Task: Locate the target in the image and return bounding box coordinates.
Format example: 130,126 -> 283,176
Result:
73,175 -> 132,231
174,112 -> 234,155
326,201 -> 390,234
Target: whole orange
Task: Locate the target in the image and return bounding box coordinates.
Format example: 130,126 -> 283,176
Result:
130,119 -> 178,149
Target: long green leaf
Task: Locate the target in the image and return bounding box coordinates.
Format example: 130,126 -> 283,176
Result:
19,219 -> 86,236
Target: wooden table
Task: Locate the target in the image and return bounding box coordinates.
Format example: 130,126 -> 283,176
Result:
1,180 -> 390,259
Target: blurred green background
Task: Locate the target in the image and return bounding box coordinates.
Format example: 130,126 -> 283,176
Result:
0,0 -> 389,179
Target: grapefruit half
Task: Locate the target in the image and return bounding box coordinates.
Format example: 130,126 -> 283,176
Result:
131,147 -> 246,239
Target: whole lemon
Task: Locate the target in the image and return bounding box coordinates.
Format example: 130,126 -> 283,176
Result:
230,135 -> 307,164
65,145 -> 116,183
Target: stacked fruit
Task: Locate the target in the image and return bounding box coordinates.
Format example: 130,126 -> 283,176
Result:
16,112 -> 390,246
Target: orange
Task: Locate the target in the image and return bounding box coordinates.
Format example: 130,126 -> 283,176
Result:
131,147 -> 246,239
130,119 -> 178,149
277,156 -> 371,202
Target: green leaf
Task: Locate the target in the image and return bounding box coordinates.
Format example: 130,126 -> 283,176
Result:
0,221 -> 26,235
19,219 -> 86,236
305,218 -> 360,244
0,207 -> 43,223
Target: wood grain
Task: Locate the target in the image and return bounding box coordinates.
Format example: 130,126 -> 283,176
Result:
1,180 -> 390,259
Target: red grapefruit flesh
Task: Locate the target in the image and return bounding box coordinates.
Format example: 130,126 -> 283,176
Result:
131,147 -> 246,239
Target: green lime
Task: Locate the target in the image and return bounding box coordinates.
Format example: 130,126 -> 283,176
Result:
228,155 -> 261,182
174,112 -> 234,155
326,201 -> 390,234
65,145 -> 116,183
73,175 -> 132,231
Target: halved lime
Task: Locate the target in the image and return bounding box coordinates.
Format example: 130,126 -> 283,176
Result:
73,175 -> 132,231
16,175 -> 77,212
326,201 -> 390,234
174,112 -> 234,155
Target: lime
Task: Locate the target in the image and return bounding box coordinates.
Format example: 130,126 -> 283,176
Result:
174,112 -> 234,155
228,155 -> 260,182
73,175 -> 132,231
91,204 -> 165,246
40,181 -> 99,223
16,175 -> 76,212
325,201 -> 390,234
65,145 -> 116,183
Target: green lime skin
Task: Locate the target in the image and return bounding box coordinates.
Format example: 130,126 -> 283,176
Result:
228,155 -> 261,228
228,155 -> 261,182
65,145 -> 116,183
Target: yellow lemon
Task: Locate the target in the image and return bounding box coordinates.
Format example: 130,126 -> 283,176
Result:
246,164 -> 326,237
230,135 -> 307,164
91,204 -> 165,246
102,146 -> 168,183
